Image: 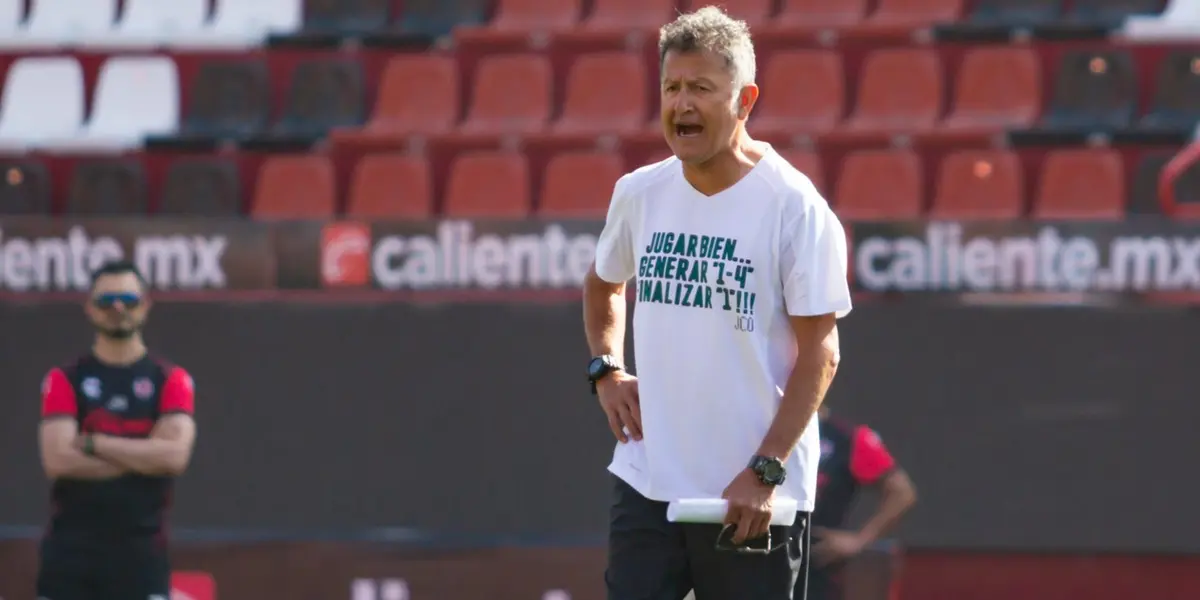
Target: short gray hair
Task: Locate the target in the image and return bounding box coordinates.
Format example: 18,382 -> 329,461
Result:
658,6 -> 757,90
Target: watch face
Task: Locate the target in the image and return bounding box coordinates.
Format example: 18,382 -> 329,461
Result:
761,460 -> 785,484
588,357 -> 607,379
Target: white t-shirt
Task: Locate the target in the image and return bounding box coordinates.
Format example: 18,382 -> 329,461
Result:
593,146 -> 852,512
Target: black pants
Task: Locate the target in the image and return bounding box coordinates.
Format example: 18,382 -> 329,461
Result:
37,536 -> 171,600
606,475 -> 810,600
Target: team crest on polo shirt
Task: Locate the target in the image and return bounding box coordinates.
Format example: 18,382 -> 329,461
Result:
820,439 -> 834,460
82,377 -> 101,399
133,377 -> 155,400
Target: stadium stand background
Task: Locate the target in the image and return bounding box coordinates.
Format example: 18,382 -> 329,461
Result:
2,1 -> 1200,599
0,0 -> 1196,220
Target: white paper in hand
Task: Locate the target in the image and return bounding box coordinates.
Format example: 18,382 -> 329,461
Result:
666,498 -> 799,526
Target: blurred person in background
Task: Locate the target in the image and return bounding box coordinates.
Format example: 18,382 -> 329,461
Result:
803,405 -> 917,600
584,6 -> 851,599
37,260 -> 197,600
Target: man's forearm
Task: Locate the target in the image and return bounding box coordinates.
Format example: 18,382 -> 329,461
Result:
49,450 -> 125,480
93,437 -> 185,475
756,349 -> 839,460
856,475 -> 917,544
584,272 -> 628,361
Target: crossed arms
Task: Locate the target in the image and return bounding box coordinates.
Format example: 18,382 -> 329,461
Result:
40,414 -> 197,480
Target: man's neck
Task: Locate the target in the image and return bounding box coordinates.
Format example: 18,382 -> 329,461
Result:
92,336 -> 148,366
681,130 -> 766,196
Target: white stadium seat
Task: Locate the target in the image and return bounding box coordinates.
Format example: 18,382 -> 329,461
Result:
1123,0 -> 1200,40
89,0 -> 210,48
52,56 -> 181,151
0,0 -> 117,49
170,0 -> 302,49
0,57 -> 85,150
0,0 -> 24,36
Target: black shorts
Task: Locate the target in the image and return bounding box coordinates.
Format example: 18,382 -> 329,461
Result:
37,536 -> 171,600
605,474 -> 811,600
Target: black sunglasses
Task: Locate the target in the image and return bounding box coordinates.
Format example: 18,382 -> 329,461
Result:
92,292 -> 142,309
714,524 -> 789,555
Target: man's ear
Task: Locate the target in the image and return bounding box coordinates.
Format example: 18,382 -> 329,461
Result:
738,84 -> 760,119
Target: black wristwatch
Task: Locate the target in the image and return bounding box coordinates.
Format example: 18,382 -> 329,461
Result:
587,355 -> 623,394
748,455 -> 786,486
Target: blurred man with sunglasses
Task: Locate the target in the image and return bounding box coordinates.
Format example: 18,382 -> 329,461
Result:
36,260 -> 197,600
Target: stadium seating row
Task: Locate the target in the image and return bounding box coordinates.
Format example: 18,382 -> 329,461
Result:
0,0 -> 301,49
1123,0 -> 1200,38
0,0 -> 1181,50
4,147 -> 1196,220
2,46 -> 1197,152
0,56 -> 177,150
291,0 -> 1195,44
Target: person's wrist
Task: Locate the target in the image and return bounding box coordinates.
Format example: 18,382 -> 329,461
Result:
595,370 -> 622,390
744,467 -> 773,489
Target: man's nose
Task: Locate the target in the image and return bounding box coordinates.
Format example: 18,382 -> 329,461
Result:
672,94 -> 695,114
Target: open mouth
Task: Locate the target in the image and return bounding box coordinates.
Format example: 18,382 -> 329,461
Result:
675,124 -> 704,137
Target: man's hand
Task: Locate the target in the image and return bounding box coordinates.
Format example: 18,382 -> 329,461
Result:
90,414 -> 197,476
78,433 -> 113,451
722,468 -> 775,544
596,372 -> 641,443
812,527 -> 867,566
39,420 -> 124,480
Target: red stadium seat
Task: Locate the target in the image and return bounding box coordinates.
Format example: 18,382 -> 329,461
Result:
346,154 -> 434,219
777,149 -> 826,194
252,155 -> 337,220
444,151 -> 531,218
1034,149 -> 1125,220
843,0 -> 964,40
460,54 -> 552,136
752,51 -> 844,136
581,0 -> 674,30
775,0 -> 868,28
836,49 -> 943,137
939,47 -> 1041,135
683,0 -> 774,27
337,55 -> 459,141
931,151 -> 1024,220
454,0 -> 581,44
539,151 -> 625,217
553,52 -> 647,136
835,150 -> 924,221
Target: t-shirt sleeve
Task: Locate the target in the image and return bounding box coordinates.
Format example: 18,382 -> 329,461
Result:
160,368 -> 195,415
849,425 -> 897,485
780,194 -> 853,318
594,175 -> 637,284
41,368 -> 77,419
